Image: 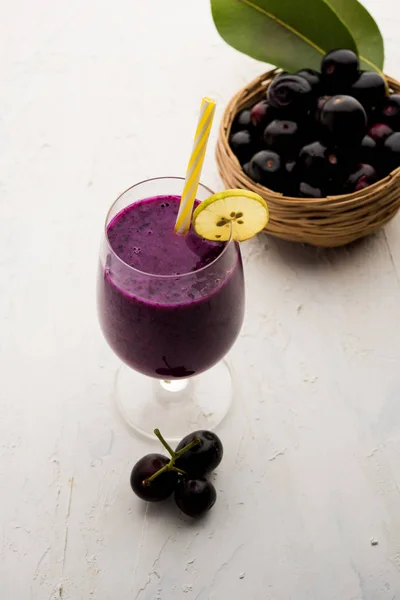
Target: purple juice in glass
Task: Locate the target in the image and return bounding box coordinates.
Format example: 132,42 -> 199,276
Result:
98,195 -> 244,379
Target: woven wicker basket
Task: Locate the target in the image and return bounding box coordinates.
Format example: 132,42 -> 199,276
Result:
216,69 -> 400,247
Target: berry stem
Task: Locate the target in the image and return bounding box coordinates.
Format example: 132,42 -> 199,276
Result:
153,428 -> 175,457
143,429 -> 200,486
174,437 -> 200,458
144,464 -> 169,486
171,466 -> 187,475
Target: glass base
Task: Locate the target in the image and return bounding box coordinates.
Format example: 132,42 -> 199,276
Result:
114,360 -> 233,441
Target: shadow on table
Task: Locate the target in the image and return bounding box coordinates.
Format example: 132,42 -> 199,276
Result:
264,229 -> 383,271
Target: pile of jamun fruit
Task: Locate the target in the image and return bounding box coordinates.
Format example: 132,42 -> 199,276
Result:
229,49 -> 400,198
130,429 -> 223,518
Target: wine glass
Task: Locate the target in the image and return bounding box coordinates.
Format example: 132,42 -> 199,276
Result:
97,177 -> 245,440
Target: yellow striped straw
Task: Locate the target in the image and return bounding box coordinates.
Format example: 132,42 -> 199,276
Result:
175,97 -> 216,234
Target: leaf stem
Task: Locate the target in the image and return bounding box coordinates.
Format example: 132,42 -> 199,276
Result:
240,0 -> 325,56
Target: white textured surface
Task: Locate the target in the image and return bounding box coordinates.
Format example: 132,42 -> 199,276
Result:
1,1 -> 400,598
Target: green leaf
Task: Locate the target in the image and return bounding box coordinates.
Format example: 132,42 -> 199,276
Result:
323,0 -> 384,71
211,0 -> 358,73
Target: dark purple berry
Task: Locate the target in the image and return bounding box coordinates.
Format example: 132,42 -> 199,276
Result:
242,162 -> 251,177
250,100 -> 276,129
229,130 -> 255,163
325,177 -> 345,196
175,430 -> 223,478
383,132 -> 400,173
360,135 -> 377,164
380,94 -> 400,130
368,123 -> 393,144
263,119 -> 301,156
231,109 -> 252,133
351,71 -> 387,113
297,141 -> 343,185
174,477 -> 217,518
321,49 -> 360,92
296,68 -> 321,94
345,163 -> 377,192
315,95 -> 332,121
267,75 -> 313,113
303,117 -> 323,144
130,454 -> 177,502
298,182 -> 324,198
285,159 -> 297,175
249,150 -> 282,190
319,95 -> 367,146
282,160 -> 298,196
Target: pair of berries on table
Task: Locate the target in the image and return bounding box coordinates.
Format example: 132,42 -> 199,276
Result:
230,48 -> 400,198
130,428 -> 223,518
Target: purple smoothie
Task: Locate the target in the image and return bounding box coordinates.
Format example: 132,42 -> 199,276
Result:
97,195 -> 244,378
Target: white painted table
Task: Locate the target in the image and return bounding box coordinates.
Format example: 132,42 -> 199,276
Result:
1,1 -> 400,598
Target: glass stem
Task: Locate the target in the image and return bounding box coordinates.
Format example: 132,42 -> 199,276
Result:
160,379 -> 189,393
